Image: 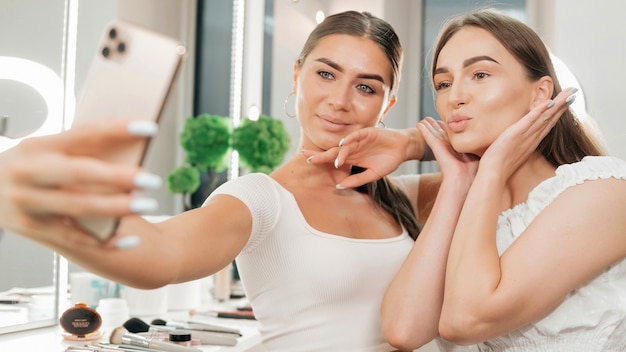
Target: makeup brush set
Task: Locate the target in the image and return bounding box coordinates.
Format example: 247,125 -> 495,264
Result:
123,317 -> 241,346
65,317 -> 243,352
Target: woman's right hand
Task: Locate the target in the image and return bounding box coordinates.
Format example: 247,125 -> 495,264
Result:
0,118 -> 161,245
417,117 -> 479,182
303,127 -> 421,188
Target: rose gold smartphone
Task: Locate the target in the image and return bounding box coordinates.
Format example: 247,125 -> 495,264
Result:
72,19 -> 186,241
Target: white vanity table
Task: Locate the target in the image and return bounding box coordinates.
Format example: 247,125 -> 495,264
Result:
0,312 -> 262,352
0,286 -> 262,352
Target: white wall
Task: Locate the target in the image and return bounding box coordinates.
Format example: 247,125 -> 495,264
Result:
529,0 -> 626,158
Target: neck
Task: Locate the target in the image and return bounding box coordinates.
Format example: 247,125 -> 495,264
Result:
275,153 -> 354,188
503,152 -> 556,209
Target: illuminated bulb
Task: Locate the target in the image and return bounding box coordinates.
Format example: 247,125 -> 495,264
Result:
316,10 -> 325,24
248,105 -> 260,121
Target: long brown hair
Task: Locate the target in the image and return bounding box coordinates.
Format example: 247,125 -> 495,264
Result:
431,9 -> 606,166
297,11 -> 419,240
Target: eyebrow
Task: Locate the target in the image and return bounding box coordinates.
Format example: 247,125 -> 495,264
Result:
315,57 -> 386,84
434,55 -> 500,75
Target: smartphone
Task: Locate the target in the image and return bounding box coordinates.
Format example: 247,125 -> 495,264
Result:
72,19 -> 186,241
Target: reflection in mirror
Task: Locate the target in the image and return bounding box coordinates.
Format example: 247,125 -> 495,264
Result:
0,0 -> 90,334
0,228 -> 64,333
0,80 -> 47,139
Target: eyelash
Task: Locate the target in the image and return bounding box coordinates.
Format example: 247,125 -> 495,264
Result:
317,70 -> 376,94
434,71 -> 491,91
474,72 -> 489,80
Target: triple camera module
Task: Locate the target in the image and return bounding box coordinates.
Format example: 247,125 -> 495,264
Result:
101,27 -> 127,59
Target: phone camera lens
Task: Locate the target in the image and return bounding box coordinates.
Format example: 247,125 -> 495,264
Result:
117,42 -> 126,53
102,46 -> 111,58
109,28 -> 117,39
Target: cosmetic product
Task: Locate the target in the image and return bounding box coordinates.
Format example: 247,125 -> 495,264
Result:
147,318 -> 239,346
97,298 -> 130,329
190,309 -> 256,320
152,318 -> 241,335
59,303 -> 104,341
168,331 -> 191,347
109,326 -> 202,352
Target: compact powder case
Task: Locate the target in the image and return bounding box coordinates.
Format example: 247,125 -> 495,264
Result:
59,303 -> 104,341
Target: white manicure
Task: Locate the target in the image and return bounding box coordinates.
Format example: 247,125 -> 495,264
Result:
128,121 -> 158,136
129,198 -> 159,213
134,173 -> 163,190
335,184 -> 346,190
306,156 -> 313,164
116,236 -> 141,250
334,158 -> 339,168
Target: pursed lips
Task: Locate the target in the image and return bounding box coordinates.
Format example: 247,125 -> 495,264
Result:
447,114 -> 472,133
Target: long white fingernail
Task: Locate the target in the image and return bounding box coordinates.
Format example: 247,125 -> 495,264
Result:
335,184 -> 346,190
306,156 -> 313,164
134,173 -> 162,190
334,158 -> 339,168
128,121 -> 158,136
129,198 -> 159,213
116,236 -> 141,249
338,138 -> 345,147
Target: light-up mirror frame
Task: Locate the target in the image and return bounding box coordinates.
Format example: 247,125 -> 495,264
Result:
0,0 -> 76,334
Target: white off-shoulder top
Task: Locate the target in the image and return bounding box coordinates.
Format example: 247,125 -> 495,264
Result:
437,156 -> 626,352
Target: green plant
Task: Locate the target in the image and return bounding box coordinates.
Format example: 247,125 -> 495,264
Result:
167,113 -> 291,203
232,115 -> 291,174
166,113 -> 230,195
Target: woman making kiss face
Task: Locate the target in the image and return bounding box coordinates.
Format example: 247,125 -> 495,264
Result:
433,25 -> 554,157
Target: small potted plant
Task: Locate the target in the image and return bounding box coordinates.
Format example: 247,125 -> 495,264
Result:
232,114 -> 291,174
167,113 -> 290,210
167,113 -> 231,209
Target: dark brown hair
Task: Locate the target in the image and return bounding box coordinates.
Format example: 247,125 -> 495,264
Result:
431,9 -> 605,165
297,11 -> 419,240
297,11 -> 403,97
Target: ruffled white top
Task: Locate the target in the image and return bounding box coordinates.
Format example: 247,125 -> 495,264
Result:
437,156 -> 626,352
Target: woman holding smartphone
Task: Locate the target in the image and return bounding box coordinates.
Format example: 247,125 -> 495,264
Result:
1,9 -> 577,351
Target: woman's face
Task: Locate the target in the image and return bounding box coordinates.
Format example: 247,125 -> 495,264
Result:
433,26 -> 541,156
294,34 -> 395,151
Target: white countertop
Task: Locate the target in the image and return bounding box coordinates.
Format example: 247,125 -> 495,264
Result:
0,314 -> 262,352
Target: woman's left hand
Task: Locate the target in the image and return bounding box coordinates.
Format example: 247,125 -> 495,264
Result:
480,88 -> 577,179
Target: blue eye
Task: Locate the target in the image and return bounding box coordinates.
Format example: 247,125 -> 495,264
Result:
357,84 -> 374,94
318,70 -> 334,79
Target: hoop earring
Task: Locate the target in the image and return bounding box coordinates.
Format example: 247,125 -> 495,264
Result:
377,120 -> 386,128
283,92 -> 296,118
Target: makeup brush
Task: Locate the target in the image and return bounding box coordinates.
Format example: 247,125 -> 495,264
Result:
123,317 -> 238,346
151,318 -> 241,335
109,326 -> 202,352
122,317 -> 150,333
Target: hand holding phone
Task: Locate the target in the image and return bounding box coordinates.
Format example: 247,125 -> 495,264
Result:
72,20 -> 185,241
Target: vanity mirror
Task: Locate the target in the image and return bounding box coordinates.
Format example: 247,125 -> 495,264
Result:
0,0 -> 115,334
